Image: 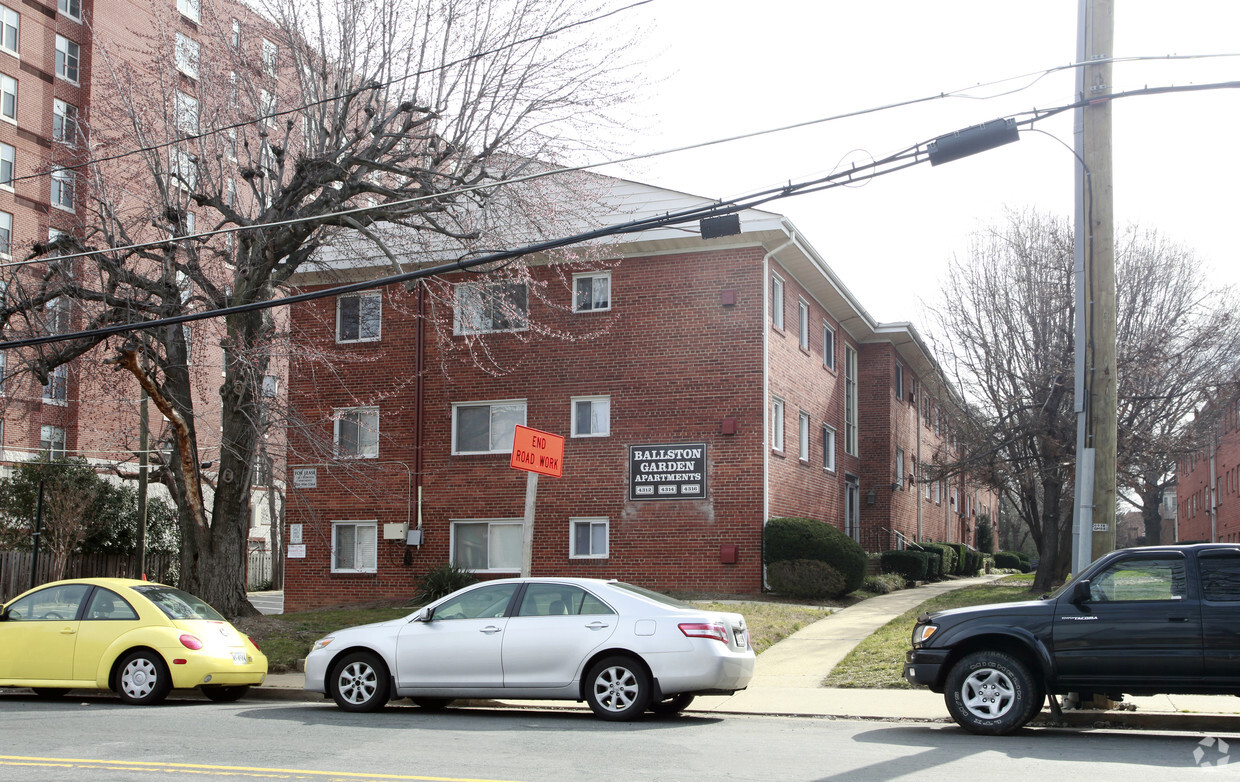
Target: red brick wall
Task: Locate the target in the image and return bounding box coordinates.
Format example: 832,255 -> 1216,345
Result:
1178,398 -> 1240,544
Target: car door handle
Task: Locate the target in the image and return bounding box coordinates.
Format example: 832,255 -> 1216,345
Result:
61,628 -> 76,635
479,626 -> 502,635
585,622 -> 610,630
1168,616 -> 1190,623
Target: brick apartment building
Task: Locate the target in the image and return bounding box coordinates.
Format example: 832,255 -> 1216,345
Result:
0,0 -> 284,560
1177,395 -> 1240,543
282,176 -> 999,610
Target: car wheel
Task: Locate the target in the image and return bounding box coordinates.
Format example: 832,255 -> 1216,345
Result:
410,697 -> 455,711
584,655 -> 651,721
32,688 -> 70,698
330,651 -> 390,712
650,693 -> 695,715
944,650 -> 1040,735
201,685 -> 251,703
116,651 -> 172,705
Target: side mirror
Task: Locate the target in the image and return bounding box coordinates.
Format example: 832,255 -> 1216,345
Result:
1070,579 -> 1092,605
411,607 -> 432,623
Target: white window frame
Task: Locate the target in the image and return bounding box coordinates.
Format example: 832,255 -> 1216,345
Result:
333,406 -> 379,459
0,210 -> 10,258
175,32 -> 199,79
261,375 -> 279,398
924,466 -> 932,500
451,400 -> 526,455
50,168 -> 74,212
42,364 -> 68,405
175,90 -> 199,135
0,74 -> 14,124
771,396 -> 785,452
895,363 -> 905,401
771,272 -> 784,330
177,0 -> 200,23
330,520 -> 377,573
798,410 -> 811,463
822,321 -> 836,370
58,0 -> 80,22
55,35 -> 79,84
0,6 -> 17,58
822,424 -> 836,472
571,395 -> 610,438
231,18 -> 241,48
335,292 -> 382,343
0,351 -> 6,396
40,424 -> 66,458
0,141 -> 12,190
259,88 -> 276,123
262,37 -> 278,79
572,271 -> 611,313
798,299 -> 810,350
569,517 -> 609,559
453,281 -> 529,335
450,519 -> 523,573
53,98 -> 77,145
46,296 -> 70,334
896,447 -> 905,488
171,148 -> 197,190
844,345 -> 859,457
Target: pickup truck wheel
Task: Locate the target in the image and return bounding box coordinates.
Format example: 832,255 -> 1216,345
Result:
944,650 -> 1041,735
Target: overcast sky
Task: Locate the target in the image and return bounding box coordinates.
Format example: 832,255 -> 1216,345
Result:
605,1 -> 1240,327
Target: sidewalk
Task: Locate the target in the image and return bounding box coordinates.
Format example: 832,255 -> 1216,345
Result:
247,578 -> 1240,732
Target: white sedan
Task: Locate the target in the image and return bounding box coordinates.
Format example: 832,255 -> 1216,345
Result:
304,577 -> 755,720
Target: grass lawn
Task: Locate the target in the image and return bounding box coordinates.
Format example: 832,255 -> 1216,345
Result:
823,574 -> 1039,689
236,599 -> 833,672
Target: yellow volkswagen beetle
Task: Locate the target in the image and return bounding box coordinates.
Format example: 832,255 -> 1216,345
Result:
0,578 -> 267,704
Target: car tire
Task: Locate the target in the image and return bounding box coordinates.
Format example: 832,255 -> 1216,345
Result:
116,651 -> 173,705
584,655 -> 651,721
410,697 -> 455,711
201,685 -> 251,703
32,688 -> 70,698
944,650 -> 1041,735
649,693 -> 695,715
330,651 -> 390,712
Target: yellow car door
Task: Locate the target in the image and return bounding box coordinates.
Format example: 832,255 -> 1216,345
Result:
74,588 -> 143,681
0,583 -> 89,682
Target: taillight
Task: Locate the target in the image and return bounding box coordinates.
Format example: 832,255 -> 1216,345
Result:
247,635 -> 262,651
179,633 -> 204,650
679,622 -> 729,643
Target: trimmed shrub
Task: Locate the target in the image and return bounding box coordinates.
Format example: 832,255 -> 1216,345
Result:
414,563 -> 477,604
764,517 -> 868,594
912,542 -> 953,578
946,543 -> 970,575
862,573 -> 907,595
993,551 -> 1023,570
881,549 -> 931,581
766,559 -> 848,599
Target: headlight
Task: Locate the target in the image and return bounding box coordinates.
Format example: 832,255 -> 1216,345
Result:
912,624 -> 938,644
311,637 -> 334,652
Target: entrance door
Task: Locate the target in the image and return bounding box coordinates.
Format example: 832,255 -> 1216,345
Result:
844,475 -> 860,542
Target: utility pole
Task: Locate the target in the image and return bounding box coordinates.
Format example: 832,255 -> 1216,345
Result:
137,387 -> 149,579
1072,0 -> 1117,573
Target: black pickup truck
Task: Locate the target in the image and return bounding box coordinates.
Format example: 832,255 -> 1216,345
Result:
904,543 -> 1240,734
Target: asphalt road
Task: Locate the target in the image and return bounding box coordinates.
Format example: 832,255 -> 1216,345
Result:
0,692 -> 1233,781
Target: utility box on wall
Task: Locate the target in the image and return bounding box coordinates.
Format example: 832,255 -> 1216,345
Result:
720,544 -> 738,564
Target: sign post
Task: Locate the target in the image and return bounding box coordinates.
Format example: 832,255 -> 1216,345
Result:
509,425 -> 565,577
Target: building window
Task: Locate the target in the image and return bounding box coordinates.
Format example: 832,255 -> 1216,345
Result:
259,88 -> 276,123
798,411 -> 811,462
0,74 -> 14,123
570,517 -> 608,559
453,281 -> 528,335
822,322 -> 836,370
336,292 -> 381,342
175,32 -> 199,79
177,0 -> 199,23
934,480 -> 942,505
58,0 -> 80,21
55,35 -> 80,83
452,400 -> 525,454
175,91 -> 199,135
334,407 -> 379,459
231,18 -> 241,48
798,300 -> 810,350
771,396 -> 785,452
0,6 -> 17,56
45,296 -> 70,334
262,38 -> 278,78
844,345 -> 858,457
331,521 -> 377,573
261,374 -> 279,398
571,396 -> 610,438
42,364 -> 68,404
53,99 -> 77,145
923,467 -> 932,500
0,142 -> 12,189
895,447 -> 905,488
50,168 -> 74,211
171,148 -> 197,189
451,520 -> 522,572
0,210 -> 10,257
822,425 -> 836,472
771,273 -> 784,330
895,364 -> 905,401
573,271 -> 611,312
41,425 -> 66,458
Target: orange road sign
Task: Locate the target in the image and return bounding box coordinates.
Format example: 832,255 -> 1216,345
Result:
510,425 -> 564,478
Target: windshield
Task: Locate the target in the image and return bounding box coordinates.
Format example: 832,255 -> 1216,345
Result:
131,585 -> 226,621
610,582 -> 693,609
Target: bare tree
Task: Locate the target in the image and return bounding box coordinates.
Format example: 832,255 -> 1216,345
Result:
930,210 -> 1240,591
0,0 -> 641,614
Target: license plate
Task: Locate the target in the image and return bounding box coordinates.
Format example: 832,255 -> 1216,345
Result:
232,651 -> 249,665
734,628 -> 747,648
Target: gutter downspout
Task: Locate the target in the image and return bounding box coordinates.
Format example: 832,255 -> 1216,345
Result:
1209,435 -> 1218,543
414,281 -> 426,547
916,389 -> 923,543
762,231 -> 797,565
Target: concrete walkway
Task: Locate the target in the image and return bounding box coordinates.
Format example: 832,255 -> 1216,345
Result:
247,577 -> 1240,732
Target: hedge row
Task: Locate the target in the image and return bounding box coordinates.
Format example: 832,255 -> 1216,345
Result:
763,517 -> 868,599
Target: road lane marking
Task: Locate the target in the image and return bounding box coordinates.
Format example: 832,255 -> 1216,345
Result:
0,756 -> 525,782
